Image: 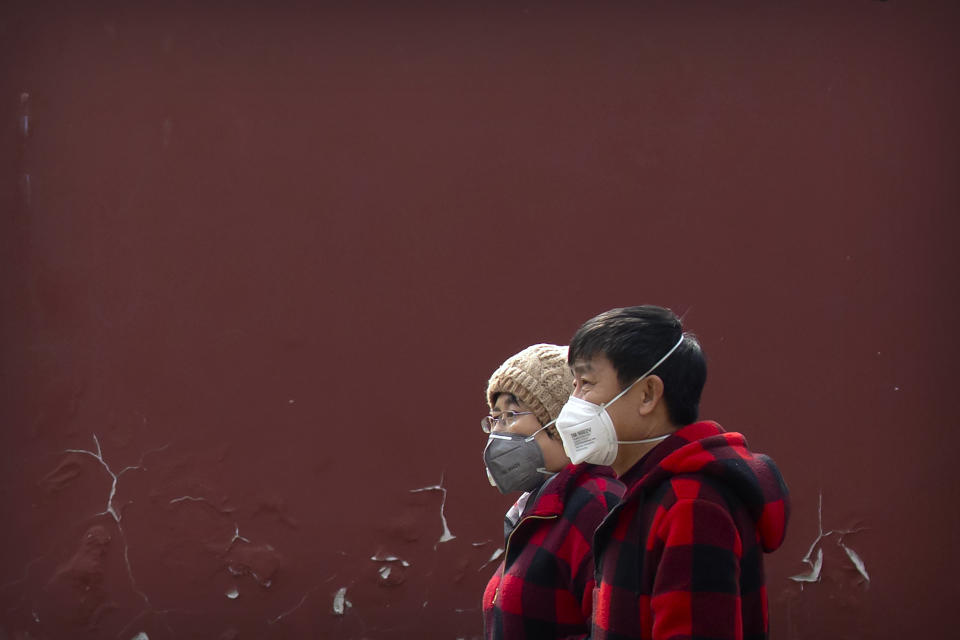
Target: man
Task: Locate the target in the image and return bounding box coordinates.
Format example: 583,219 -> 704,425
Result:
555,306 -> 789,640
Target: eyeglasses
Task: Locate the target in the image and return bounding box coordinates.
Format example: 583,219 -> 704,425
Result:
480,411 -> 534,433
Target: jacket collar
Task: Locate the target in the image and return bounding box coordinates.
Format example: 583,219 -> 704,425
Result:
524,462 -> 617,518
619,421 -> 726,497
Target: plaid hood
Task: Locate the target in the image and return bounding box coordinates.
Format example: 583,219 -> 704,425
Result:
590,421 -> 790,640
620,421 -> 789,553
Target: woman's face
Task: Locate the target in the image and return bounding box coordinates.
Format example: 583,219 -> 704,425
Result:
490,394 -> 571,473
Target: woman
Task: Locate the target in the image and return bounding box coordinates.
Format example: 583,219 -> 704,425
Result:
481,343 -> 625,639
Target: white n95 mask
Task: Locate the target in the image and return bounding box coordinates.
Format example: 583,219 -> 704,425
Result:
556,335 -> 685,466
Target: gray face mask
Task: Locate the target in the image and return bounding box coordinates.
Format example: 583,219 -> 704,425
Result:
483,424 -> 551,494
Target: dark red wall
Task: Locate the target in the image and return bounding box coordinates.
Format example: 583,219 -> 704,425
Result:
2,2 -> 958,638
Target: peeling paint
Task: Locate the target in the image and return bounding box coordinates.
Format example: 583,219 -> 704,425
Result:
789,491 -> 870,588
332,586 -> 351,615
479,548 -> 504,571
410,475 -> 456,547
370,552 -> 410,567
840,542 -> 871,583
225,586 -> 239,599
789,546 -> 823,584
222,524 -> 280,589
790,492 -> 827,585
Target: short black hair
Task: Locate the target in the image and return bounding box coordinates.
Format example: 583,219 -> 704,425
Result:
568,305 -> 707,426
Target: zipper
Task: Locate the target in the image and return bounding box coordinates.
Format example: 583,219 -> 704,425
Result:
492,514 -> 559,604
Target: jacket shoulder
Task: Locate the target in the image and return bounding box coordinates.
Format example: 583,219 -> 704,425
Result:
559,465 -> 626,526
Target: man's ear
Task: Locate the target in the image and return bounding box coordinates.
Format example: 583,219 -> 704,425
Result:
636,375 -> 665,416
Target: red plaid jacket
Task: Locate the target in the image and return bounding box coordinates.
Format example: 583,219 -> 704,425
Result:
483,463 -> 626,639
592,421 -> 790,640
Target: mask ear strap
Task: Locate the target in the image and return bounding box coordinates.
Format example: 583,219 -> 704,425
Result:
601,376 -> 643,409
600,334 -> 685,409
524,419 -> 557,442
618,433 -> 672,445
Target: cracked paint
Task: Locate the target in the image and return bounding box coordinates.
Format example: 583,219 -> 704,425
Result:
168,495 -> 235,515
60,436 -> 170,612
227,524 -> 251,550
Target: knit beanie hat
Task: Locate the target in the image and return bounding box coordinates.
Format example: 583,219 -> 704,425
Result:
486,344 -> 574,426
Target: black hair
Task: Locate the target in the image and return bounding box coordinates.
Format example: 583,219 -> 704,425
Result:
568,305 -> 707,426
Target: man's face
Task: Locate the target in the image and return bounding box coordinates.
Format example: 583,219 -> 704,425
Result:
571,353 -> 638,436
571,352 -> 621,403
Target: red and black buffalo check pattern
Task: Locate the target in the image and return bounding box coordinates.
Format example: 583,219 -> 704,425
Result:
592,421 -> 790,640
483,463 -> 626,639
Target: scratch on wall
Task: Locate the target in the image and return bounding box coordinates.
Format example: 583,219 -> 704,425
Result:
20,92 -> 30,137
268,587 -> 319,624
